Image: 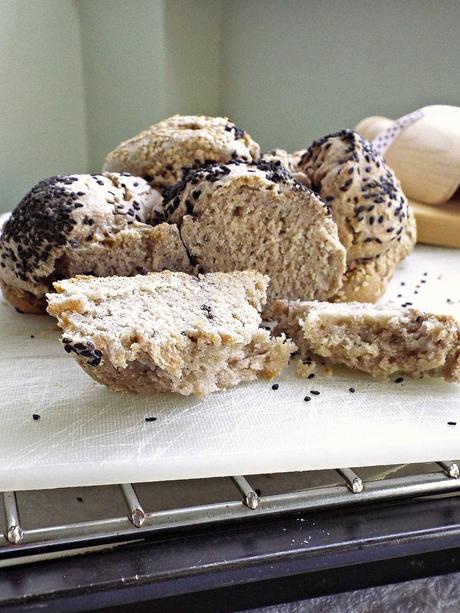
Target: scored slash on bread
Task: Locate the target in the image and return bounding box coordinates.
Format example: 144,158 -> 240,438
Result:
273,300 -> 460,382
46,271 -> 296,398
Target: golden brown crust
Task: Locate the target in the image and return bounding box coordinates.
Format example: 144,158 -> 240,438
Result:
103,115 -> 261,191
0,279 -> 46,314
333,207 -> 417,303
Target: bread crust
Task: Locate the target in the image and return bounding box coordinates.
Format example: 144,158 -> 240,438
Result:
0,173 -> 191,314
103,115 -> 261,191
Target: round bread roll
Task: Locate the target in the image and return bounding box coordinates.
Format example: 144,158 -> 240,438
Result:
0,173 -> 191,314
103,114 -> 261,191
163,160 -> 346,308
296,130 -> 417,301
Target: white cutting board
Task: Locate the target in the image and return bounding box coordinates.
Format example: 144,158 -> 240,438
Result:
0,244 -> 459,492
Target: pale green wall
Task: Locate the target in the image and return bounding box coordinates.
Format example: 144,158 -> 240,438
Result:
163,0 -> 222,118
2,0 -> 460,213
78,0 -> 167,171
0,0 -> 87,211
220,0 -> 460,151
78,0 -> 222,170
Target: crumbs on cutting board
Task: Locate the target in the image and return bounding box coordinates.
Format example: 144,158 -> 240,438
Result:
392,270 -> 460,309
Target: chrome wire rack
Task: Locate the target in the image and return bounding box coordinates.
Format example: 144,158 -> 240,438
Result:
1,460 -> 459,561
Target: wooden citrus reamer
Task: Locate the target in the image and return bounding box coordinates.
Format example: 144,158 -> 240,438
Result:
356,105 -> 460,248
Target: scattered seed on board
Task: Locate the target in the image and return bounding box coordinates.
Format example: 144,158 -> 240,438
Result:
448,421 -> 457,426
349,387 -> 355,393
272,383 -> 279,390
310,390 -> 320,395
145,416 -> 157,422
395,377 -> 404,384
308,373 -> 315,379
304,396 -> 311,402
32,413 -> 41,421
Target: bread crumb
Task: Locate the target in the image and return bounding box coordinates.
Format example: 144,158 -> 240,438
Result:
296,358 -> 317,378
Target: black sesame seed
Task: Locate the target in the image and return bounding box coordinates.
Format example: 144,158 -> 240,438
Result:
304,396 -> 311,402
310,390 -> 320,395
145,416 -> 157,422
32,413 -> 41,421
395,377 -> 404,383
349,387 -> 355,393
272,383 -> 279,390
308,373 -> 315,379
448,421 -> 457,426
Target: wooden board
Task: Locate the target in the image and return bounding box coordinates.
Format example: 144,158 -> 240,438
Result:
411,197 -> 460,248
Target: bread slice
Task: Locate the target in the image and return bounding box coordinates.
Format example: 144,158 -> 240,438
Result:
272,300 -> 460,382
164,160 -> 346,312
47,271 -> 296,397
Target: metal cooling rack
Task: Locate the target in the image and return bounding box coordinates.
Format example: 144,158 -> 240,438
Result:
1,460 -> 459,561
